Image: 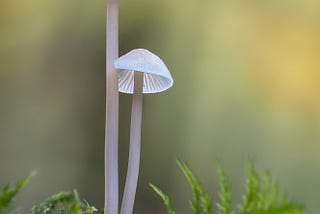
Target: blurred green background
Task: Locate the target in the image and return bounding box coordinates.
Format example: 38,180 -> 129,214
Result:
0,0 -> 319,213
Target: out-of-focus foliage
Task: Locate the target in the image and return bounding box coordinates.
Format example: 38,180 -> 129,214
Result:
0,172 -> 33,214
30,190 -> 98,214
0,0 -> 319,213
151,161 -> 304,214
149,184 -> 175,214
0,175 -> 99,214
176,160 -> 212,214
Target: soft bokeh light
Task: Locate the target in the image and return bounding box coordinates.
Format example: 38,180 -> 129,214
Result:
0,0 -> 319,213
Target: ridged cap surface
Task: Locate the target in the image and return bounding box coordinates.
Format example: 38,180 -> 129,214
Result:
114,49 -> 174,94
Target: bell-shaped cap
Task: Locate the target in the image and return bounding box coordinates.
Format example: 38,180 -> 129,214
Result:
114,48 -> 174,94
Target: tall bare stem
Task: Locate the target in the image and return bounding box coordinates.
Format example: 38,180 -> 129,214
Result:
105,0 -> 119,213
120,72 -> 144,214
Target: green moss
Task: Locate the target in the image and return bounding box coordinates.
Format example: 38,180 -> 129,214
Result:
150,161 -> 304,214
0,161 -> 304,214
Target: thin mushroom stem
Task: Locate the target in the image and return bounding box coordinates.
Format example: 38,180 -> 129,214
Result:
120,72 -> 144,214
105,0 -> 119,213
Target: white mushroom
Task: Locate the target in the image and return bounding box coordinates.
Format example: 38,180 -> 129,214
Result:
115,48 -> 174,214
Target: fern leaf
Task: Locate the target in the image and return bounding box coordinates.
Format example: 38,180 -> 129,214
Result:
239,161 -> 260,214
29,189 -> 96,214
0,171 -> 35,213
149,183 -> 175,214
238,162 -> 304,214
216,163 -> 231,214
150,160 -> 304,214
177,160 -> 213,214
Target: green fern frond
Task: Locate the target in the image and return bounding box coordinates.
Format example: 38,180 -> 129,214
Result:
238,162 -> 304,214
257,171 -> 271,210
30,190 -> 79,214
216,163 -> 232,214
149,183 -> 175,214
0,171 -> 35,214
176,160 -> 201,213
151,160 -> 304,214
239,161 -> 260,213
30,189 -> 97,214
177,160 -> 213,214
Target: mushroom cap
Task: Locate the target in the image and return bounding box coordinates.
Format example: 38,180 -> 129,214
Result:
114,48 -> 174,94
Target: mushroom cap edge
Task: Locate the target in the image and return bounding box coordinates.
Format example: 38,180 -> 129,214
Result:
114,48 -> 174,94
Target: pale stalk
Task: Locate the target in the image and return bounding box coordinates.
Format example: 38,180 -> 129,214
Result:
120,72 -> 144,214
105,0 -> 119,213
